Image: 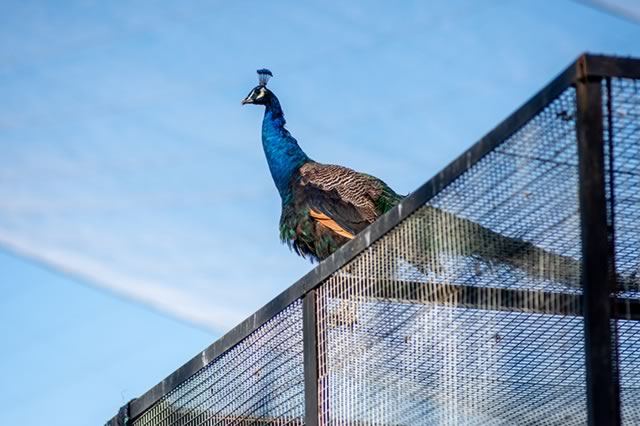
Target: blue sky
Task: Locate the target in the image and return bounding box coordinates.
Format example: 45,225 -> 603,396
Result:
0,1 -> 639,425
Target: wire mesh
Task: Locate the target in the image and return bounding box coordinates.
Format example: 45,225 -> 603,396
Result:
122,59 -> 640,426
316,88 -> 595,425
605,77 -> 640,425
606,77 -> 640,293
132,300 -> 305,426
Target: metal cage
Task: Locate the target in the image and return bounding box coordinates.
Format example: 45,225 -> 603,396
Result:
107,54 -> 640,426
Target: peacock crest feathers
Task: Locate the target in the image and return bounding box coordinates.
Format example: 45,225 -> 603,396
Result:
257,69 -> 273,86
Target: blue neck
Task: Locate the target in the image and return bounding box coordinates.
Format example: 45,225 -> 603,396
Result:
261,94 -> 310,202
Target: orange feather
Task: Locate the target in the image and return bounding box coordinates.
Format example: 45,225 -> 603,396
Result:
308,209 -> 355,240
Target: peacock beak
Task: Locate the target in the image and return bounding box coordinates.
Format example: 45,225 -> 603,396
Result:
241,91 -> 256,105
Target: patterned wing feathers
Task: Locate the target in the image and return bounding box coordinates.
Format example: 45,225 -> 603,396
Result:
299,163 -> 382,224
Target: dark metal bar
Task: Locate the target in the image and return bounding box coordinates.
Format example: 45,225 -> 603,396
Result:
583,54 -> 640,80
333,279 -> 640,320
303,291 -> 320,426
576,72 -> 621,425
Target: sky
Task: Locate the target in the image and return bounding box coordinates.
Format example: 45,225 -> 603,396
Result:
0,1 -> 639,425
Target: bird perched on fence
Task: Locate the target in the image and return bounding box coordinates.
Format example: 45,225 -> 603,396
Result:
242,69 -> 402,261
241,69 -> 635,290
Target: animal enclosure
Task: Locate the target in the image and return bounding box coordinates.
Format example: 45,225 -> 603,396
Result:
107,54 -> 640,426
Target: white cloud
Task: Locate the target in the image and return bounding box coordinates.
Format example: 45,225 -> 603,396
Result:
0,229 -> 247,330
587,0 -> 640,23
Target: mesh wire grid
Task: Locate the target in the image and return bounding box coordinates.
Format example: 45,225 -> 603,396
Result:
605,77 -> 640,291
317,88 -> 596,425
124,63 -> 640,426
132,300 -> 305,426
605,77 -> 640,424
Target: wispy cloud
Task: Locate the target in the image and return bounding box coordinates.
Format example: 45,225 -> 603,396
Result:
577,0 -> 640,24
0,229 -> 247,330
0,134 -> 308,332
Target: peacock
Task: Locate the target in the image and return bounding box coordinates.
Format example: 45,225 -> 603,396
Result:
242,69 -> 402,261
241,69 -> 636,290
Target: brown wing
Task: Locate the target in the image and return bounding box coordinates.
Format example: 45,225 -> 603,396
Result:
298,162 -> 384,235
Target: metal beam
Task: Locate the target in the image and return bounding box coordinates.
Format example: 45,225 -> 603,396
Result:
303,291 -> 320,426
576,71 -> 621,426
581,54 -> 640,80
329,279 -> 640,319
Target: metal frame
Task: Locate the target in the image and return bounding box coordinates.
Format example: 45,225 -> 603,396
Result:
576,72 -> 620,426
107,54 -> 640,426
303,291 -> 320,426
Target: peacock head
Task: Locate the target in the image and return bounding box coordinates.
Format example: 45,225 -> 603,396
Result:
241,69 -> 274,106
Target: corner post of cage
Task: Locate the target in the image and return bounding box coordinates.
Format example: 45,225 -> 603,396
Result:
575,58 -> 621,426
303,289 -> 320,426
